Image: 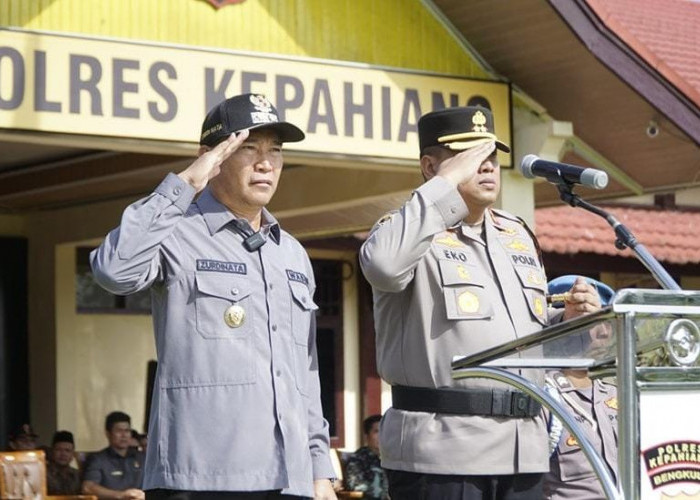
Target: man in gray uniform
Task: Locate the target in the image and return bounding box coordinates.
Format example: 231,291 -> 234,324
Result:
91,93 -> 336,500
359,106 -> 601,499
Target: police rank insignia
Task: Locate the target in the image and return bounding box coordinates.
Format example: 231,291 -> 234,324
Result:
527,271 -> 544,285
224,304 -> 246,328
605,397 -> 618,410
458,291 -> 480,314
435,235 -> 465,248
566,435 -> 579,447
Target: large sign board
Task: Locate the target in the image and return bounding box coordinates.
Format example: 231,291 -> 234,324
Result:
0,28 -> 511,164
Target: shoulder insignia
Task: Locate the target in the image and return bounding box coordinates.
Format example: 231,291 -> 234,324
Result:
605,397 -> 618,410
376,213 -> 395,226
435,235 -> 465,248
506,239 -> 530,252
501,227 -> 519,236
550,372 -> 573,390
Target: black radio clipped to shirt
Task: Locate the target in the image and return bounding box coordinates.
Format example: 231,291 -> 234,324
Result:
232,220 -> 267,252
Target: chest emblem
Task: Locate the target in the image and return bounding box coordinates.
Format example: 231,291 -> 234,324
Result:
435,235 -> 465,248
506,239 -> 530,252
224,304 -> 246,328
605,397 -> 618,410
458,291 -> 480,314
566,435 -> 580,447
527,271 -> 544,285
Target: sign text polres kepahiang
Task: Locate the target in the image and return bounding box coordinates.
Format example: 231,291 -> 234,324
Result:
0,29 -> 511,163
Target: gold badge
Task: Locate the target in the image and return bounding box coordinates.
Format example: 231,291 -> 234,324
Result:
527,271 -> 543,285
458,291 -> 480,314
435,235 -> 465,248
224,304 -> 246,328
501,227 -> 518,236
605,397 -> 618,410
457,265 -> 471,280
471,110 -> 488,133
566,435 -> 579,447
507,239 -> 529,252
534,296 -> 544,317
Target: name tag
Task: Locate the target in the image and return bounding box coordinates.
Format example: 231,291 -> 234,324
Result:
197,259 -> 247,274
286,269 -> 308,285
110,470 -> 124,476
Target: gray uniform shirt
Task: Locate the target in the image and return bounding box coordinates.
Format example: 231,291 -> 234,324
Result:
544,373 -> 618,500
359,176 -> 551,475
82,447 -> 144,491
90,173 -> 334,496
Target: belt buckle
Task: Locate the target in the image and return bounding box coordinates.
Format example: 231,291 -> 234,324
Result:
510,392 -> 530,417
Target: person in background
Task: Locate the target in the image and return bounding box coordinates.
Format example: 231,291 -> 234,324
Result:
7,423 -> 39,451
344,415 -> 388,500
544,275 -> 618,500
47,430 -> 82,495
82,411 -> 145,500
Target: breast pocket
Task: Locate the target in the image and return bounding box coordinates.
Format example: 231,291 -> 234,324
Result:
195,272 -> 254,339
556,434 -> 597,482
513,265 -> 548,325
438,259 -> 493,320
289,280 -> 319,396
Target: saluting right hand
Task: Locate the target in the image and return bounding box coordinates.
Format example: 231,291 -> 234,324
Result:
177,129 -> 250,193
435,140 -> 496,187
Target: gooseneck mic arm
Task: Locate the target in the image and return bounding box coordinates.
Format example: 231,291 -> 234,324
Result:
557,183 -> 681,290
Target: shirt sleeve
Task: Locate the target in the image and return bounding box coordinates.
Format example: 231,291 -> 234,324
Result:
359,176 -> 468,293
90,173 -> 196,295
81,453 -> 103,484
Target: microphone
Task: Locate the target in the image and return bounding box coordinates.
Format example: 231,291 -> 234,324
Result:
519,154 -> 609,190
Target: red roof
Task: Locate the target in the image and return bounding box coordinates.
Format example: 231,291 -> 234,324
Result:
535,205 -> 700,265
587,0 -> 700,106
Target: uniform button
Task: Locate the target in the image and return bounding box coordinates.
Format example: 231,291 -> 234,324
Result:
450,207 -> 457,214
269,283 -> 274,290
174,187 -> 181,196
231,288 -> 239,296
301,296 -> 307,303
276,370 -> 281,377
272,324 -> 277,332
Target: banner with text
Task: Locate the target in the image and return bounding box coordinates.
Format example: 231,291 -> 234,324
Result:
0,29 -> 511,164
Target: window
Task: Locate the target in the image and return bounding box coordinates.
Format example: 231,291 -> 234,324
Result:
75,247 -> 151,314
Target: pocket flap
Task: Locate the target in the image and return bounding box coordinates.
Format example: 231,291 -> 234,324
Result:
195,273 -> 251,301
289,281 -> 318,311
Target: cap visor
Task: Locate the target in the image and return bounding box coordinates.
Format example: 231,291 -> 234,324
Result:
443,137 -> 510,153
246,121 -> 305,143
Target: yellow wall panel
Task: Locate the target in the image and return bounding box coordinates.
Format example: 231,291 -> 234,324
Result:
1,0 -> 486,77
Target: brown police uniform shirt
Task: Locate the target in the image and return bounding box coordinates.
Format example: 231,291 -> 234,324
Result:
359,176 -> 552,475
544,373 -> 618,500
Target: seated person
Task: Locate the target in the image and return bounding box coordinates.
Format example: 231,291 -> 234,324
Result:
344,415 -> 389,500
7,423 -> 38,451
82,411 -> 145,500
47,430 -> 82,495
544,276 -> 618,500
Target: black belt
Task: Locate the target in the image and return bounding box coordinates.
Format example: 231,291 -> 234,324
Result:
391,385 -> 541,418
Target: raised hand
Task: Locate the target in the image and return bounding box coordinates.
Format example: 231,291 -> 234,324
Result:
177,129 -> 250,193
436,140 -> 496,187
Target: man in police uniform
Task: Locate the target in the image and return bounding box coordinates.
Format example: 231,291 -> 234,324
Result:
91,94 -> 336,500
544,276 -> 618,500
83,412 -> 145,499
359,106 -> 601,499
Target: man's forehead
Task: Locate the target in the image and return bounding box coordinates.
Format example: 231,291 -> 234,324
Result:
245,127 -> 282,143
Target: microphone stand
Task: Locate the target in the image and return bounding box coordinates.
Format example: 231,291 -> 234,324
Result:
556,183 -> 681,290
